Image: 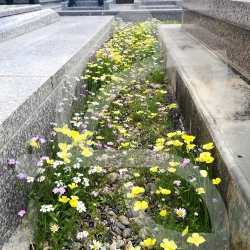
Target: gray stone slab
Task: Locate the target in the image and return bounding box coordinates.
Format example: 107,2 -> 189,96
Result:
0,4 -> 41,18
0,9 -> 60,42
0,15 -> 114,249
158,24 -> 250,249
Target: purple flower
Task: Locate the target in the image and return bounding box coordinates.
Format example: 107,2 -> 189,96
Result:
91,191 -> 99,197
173,180 -> 181,186
212,198 -> 218,203
193,165 -> 199,169
52,188 -> 59,194
85,214 -> 92,220
18,210 -> 26,217
39,138 -> 46,144
103,186 -> 109,192
108,124 -> 112,128
180,158 -> 190,168
97,205 -> 103,212
109,94 -> 116,100
58,187 -> 66,194
89,221 -> 94,228
16,173 -> 26,180
97,142 -> 102,149
7,157 -> 19,166
150,191 -> 154,195
97,233 -> 103,239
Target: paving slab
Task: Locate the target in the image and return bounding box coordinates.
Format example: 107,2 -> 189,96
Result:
158,24 -> 250,248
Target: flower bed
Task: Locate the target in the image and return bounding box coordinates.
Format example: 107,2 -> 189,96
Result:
14,19 -> 228,250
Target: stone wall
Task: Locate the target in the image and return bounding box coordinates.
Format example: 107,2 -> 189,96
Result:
182,0 -> 250,80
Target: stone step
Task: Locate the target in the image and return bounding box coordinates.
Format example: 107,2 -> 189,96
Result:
0,5 -> 42,18
75,0 -> 102,5
68,6 -> 104,10
0,9 -> 60,42
139,5 -> 180,9
138,0 -> 177,5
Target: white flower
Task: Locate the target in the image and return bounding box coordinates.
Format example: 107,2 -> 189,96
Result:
38,176 -> 45,182
174,208 -> 187,218
50,224 -> 59,233
76,201 -> 86,213
72,177 -> 81,183
76,231 -> 89,239
27,177 -> 34,183
88,166 -> 104,174
40,204 -> 55,213
55,180 -> 65,187
89,240 -> 102,249
73,163 -> 81,169
38,168 -> 45,174
76,158 -> 83,162
82,178 -> 89,187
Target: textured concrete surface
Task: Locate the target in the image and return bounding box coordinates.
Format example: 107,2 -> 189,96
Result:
0,4 -> 42,17
158,24 -> 250,250
0,15 -> 114,249
0,8 -> 60,42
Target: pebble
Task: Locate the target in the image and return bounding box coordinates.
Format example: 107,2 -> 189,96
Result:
109,241 -> 117,250
117,215 -> 130,226
113,226 -> 122,235
107,173 -> 118,185
70,242 -> 82,250
122,228 -> 132,239
116,240 -> 125,248
115,221 -> 126,230
125,210 -> 133,218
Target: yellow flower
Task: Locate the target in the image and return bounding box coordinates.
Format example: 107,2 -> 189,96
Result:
59,196 -> 70,203
169,161 -> 181,167
134,173 -> 140,177
182,134 -> 196,143
131,186 -> 145,196
159,210 -> 167,216
150,167 -> 158,172
68,183 -> 78,189
196,152 -> 214,163
186,144 -> 195,151
167,132 -> 176,138
199,170 -> 208,177
134,201 -> 148,211
121,142 -> 129,148
128,246 -> 141,250
96,136 -> 104,140
187,233 -> 206,247
140,238 -> 156,247
160,238 -> 177,250
168,168 -> 176,173
30,141 -> 40,148
202,142 -> 214,150
154,145 -> 164,151
79,146 -> 93,157
182,226 -> 189,236
69,196 -> 79,207
196,187 -> 205,194
172,140 -> 183,147
212,178 -> 221,185
156,187 -> 171,195
156,138 -> 165,145
46,159 -> 54,165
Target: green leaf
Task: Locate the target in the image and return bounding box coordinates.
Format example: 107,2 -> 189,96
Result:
48,213 -> 58,222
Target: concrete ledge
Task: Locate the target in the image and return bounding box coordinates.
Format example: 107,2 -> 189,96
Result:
158,24 -> 250,249
58,9 -> 182,21
0,4 -> 42,18
0,8 -> 60,42
0,15 -> 114,248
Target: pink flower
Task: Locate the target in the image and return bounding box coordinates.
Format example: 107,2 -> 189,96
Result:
18,210 -> 26,217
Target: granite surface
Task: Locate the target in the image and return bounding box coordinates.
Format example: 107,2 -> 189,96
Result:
182,8 -> 250,80
0,9 -> 60,42
158,24 -> 250,249
0,15 -> 114,248
182,0 -> 250,30
0,4 -> 41,18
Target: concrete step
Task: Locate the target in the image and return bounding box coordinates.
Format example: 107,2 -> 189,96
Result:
0,5 -> 42,17
139,5 -> 180,9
